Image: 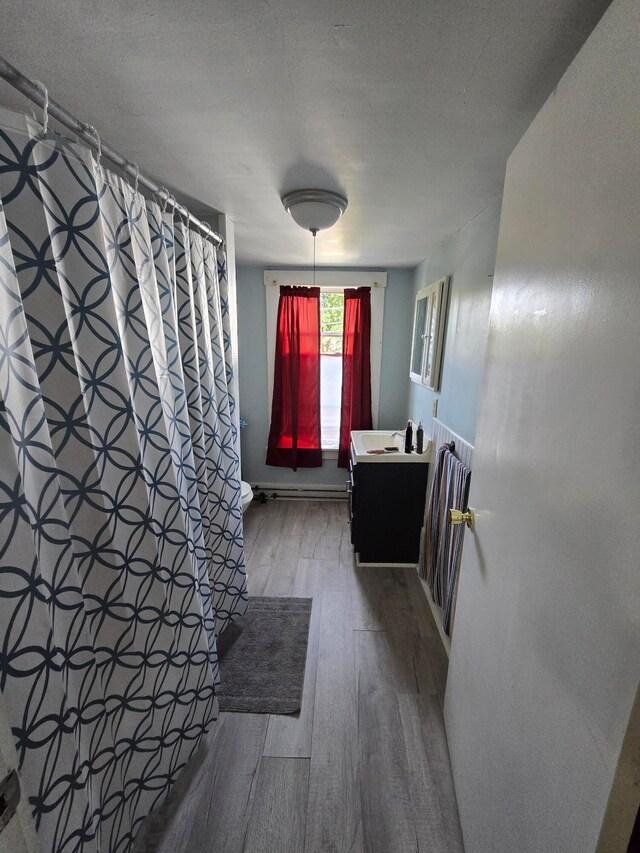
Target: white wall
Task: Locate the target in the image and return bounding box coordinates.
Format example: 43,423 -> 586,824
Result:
444,0 -> 640,849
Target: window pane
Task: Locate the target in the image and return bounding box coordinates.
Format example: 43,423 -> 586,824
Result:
411,296 -> 427,374
424,290 -> 439,383
321,353 -> 342,449
321,334 -> 342,355
320,293 -> 344,332
320,291 -> 344,448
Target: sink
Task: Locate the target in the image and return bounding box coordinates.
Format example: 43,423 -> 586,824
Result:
351,429 -> 431,463
360,431 -> 403,451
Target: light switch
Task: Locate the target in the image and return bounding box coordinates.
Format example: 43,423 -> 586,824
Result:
432,399 -> 438,418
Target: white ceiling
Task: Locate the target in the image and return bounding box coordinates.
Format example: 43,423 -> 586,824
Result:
0,0 -> 610,267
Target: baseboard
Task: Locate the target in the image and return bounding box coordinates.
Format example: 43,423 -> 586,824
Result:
250,482 -> 347,501
417,575 -> 452,658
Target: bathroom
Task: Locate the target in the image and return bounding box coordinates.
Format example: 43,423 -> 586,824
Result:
0,1 -> 639,852
236,215 -> 495,501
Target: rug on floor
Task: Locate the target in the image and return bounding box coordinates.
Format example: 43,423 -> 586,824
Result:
215,596 -> 313,714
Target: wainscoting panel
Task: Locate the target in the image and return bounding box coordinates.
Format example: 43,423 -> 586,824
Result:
430,418 -> 474,469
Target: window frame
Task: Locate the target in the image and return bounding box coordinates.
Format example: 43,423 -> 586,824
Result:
409,276 -> 449,391
318,290 -> 344,451
264,270 -> 387,455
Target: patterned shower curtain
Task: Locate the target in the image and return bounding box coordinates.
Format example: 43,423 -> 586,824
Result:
0,108 -> 247,852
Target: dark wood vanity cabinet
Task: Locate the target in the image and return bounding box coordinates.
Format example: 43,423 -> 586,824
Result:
347,444 -> 429,565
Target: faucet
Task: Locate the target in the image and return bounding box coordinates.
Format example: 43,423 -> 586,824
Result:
391,428 -> 412,453
391,430 -> 408,450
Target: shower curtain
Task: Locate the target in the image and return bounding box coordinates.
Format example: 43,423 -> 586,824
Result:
0,108 -> 247,852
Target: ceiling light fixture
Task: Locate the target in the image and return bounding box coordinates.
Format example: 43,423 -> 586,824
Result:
281,188 -> 348,236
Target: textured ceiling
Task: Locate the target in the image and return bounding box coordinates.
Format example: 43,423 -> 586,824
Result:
0,0 -> 610,266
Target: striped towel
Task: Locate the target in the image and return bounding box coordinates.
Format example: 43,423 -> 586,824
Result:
419,443 -> 471,636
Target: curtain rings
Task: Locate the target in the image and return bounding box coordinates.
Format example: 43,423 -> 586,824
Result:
162,194 -> 179,224
86,125 -> 102,166
132,163 -> 140,196
33,80 -> 49,136
157,186 -> 170,213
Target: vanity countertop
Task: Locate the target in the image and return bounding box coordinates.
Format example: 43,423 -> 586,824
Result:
350,430 -> 431,464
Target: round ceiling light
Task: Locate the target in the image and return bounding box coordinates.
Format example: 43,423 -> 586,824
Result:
281,189 -> 348,235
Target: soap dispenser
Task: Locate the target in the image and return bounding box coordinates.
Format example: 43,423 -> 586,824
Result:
404,421 -> 413,453
416,421 -> 424,454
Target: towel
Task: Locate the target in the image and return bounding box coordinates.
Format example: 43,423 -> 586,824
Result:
420,443 -> 471,636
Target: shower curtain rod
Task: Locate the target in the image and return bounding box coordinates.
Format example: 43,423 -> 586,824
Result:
0,54 -> 223,245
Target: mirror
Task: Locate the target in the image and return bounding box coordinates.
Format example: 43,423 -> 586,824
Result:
409,276 -> 449,390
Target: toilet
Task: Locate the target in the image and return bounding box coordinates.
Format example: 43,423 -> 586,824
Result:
241,480 -> 254,513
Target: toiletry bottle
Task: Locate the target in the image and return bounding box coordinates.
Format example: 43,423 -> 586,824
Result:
416,421 -> 424,454
404,421 -> 413,453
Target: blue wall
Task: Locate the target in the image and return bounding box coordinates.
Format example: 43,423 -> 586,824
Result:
237,199 -> 501,486
408,200 -> 501,445
237,265 -> 414,487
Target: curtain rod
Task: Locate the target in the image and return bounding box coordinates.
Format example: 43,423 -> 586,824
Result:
0,54 -> 223,246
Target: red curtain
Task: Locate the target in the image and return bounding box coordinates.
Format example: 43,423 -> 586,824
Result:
338,287 -> 372,468
266,286 -> 322,470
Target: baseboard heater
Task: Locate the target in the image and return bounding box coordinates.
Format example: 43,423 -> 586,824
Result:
250,482 -> 347,501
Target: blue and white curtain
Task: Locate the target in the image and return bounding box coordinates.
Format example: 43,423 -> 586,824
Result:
0,108 -> 247,852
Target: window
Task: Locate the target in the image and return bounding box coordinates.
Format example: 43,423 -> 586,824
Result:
265,271 -> 386,455
409,276 -> 449,391
319,290 -> 343,449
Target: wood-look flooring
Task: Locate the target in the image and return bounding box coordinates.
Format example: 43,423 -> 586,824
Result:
135,499 -> 464,853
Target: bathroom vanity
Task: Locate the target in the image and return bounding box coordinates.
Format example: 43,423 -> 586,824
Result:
347,430 -> 430,566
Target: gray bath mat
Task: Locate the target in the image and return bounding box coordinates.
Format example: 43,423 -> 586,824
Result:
216,596 -> 313,714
